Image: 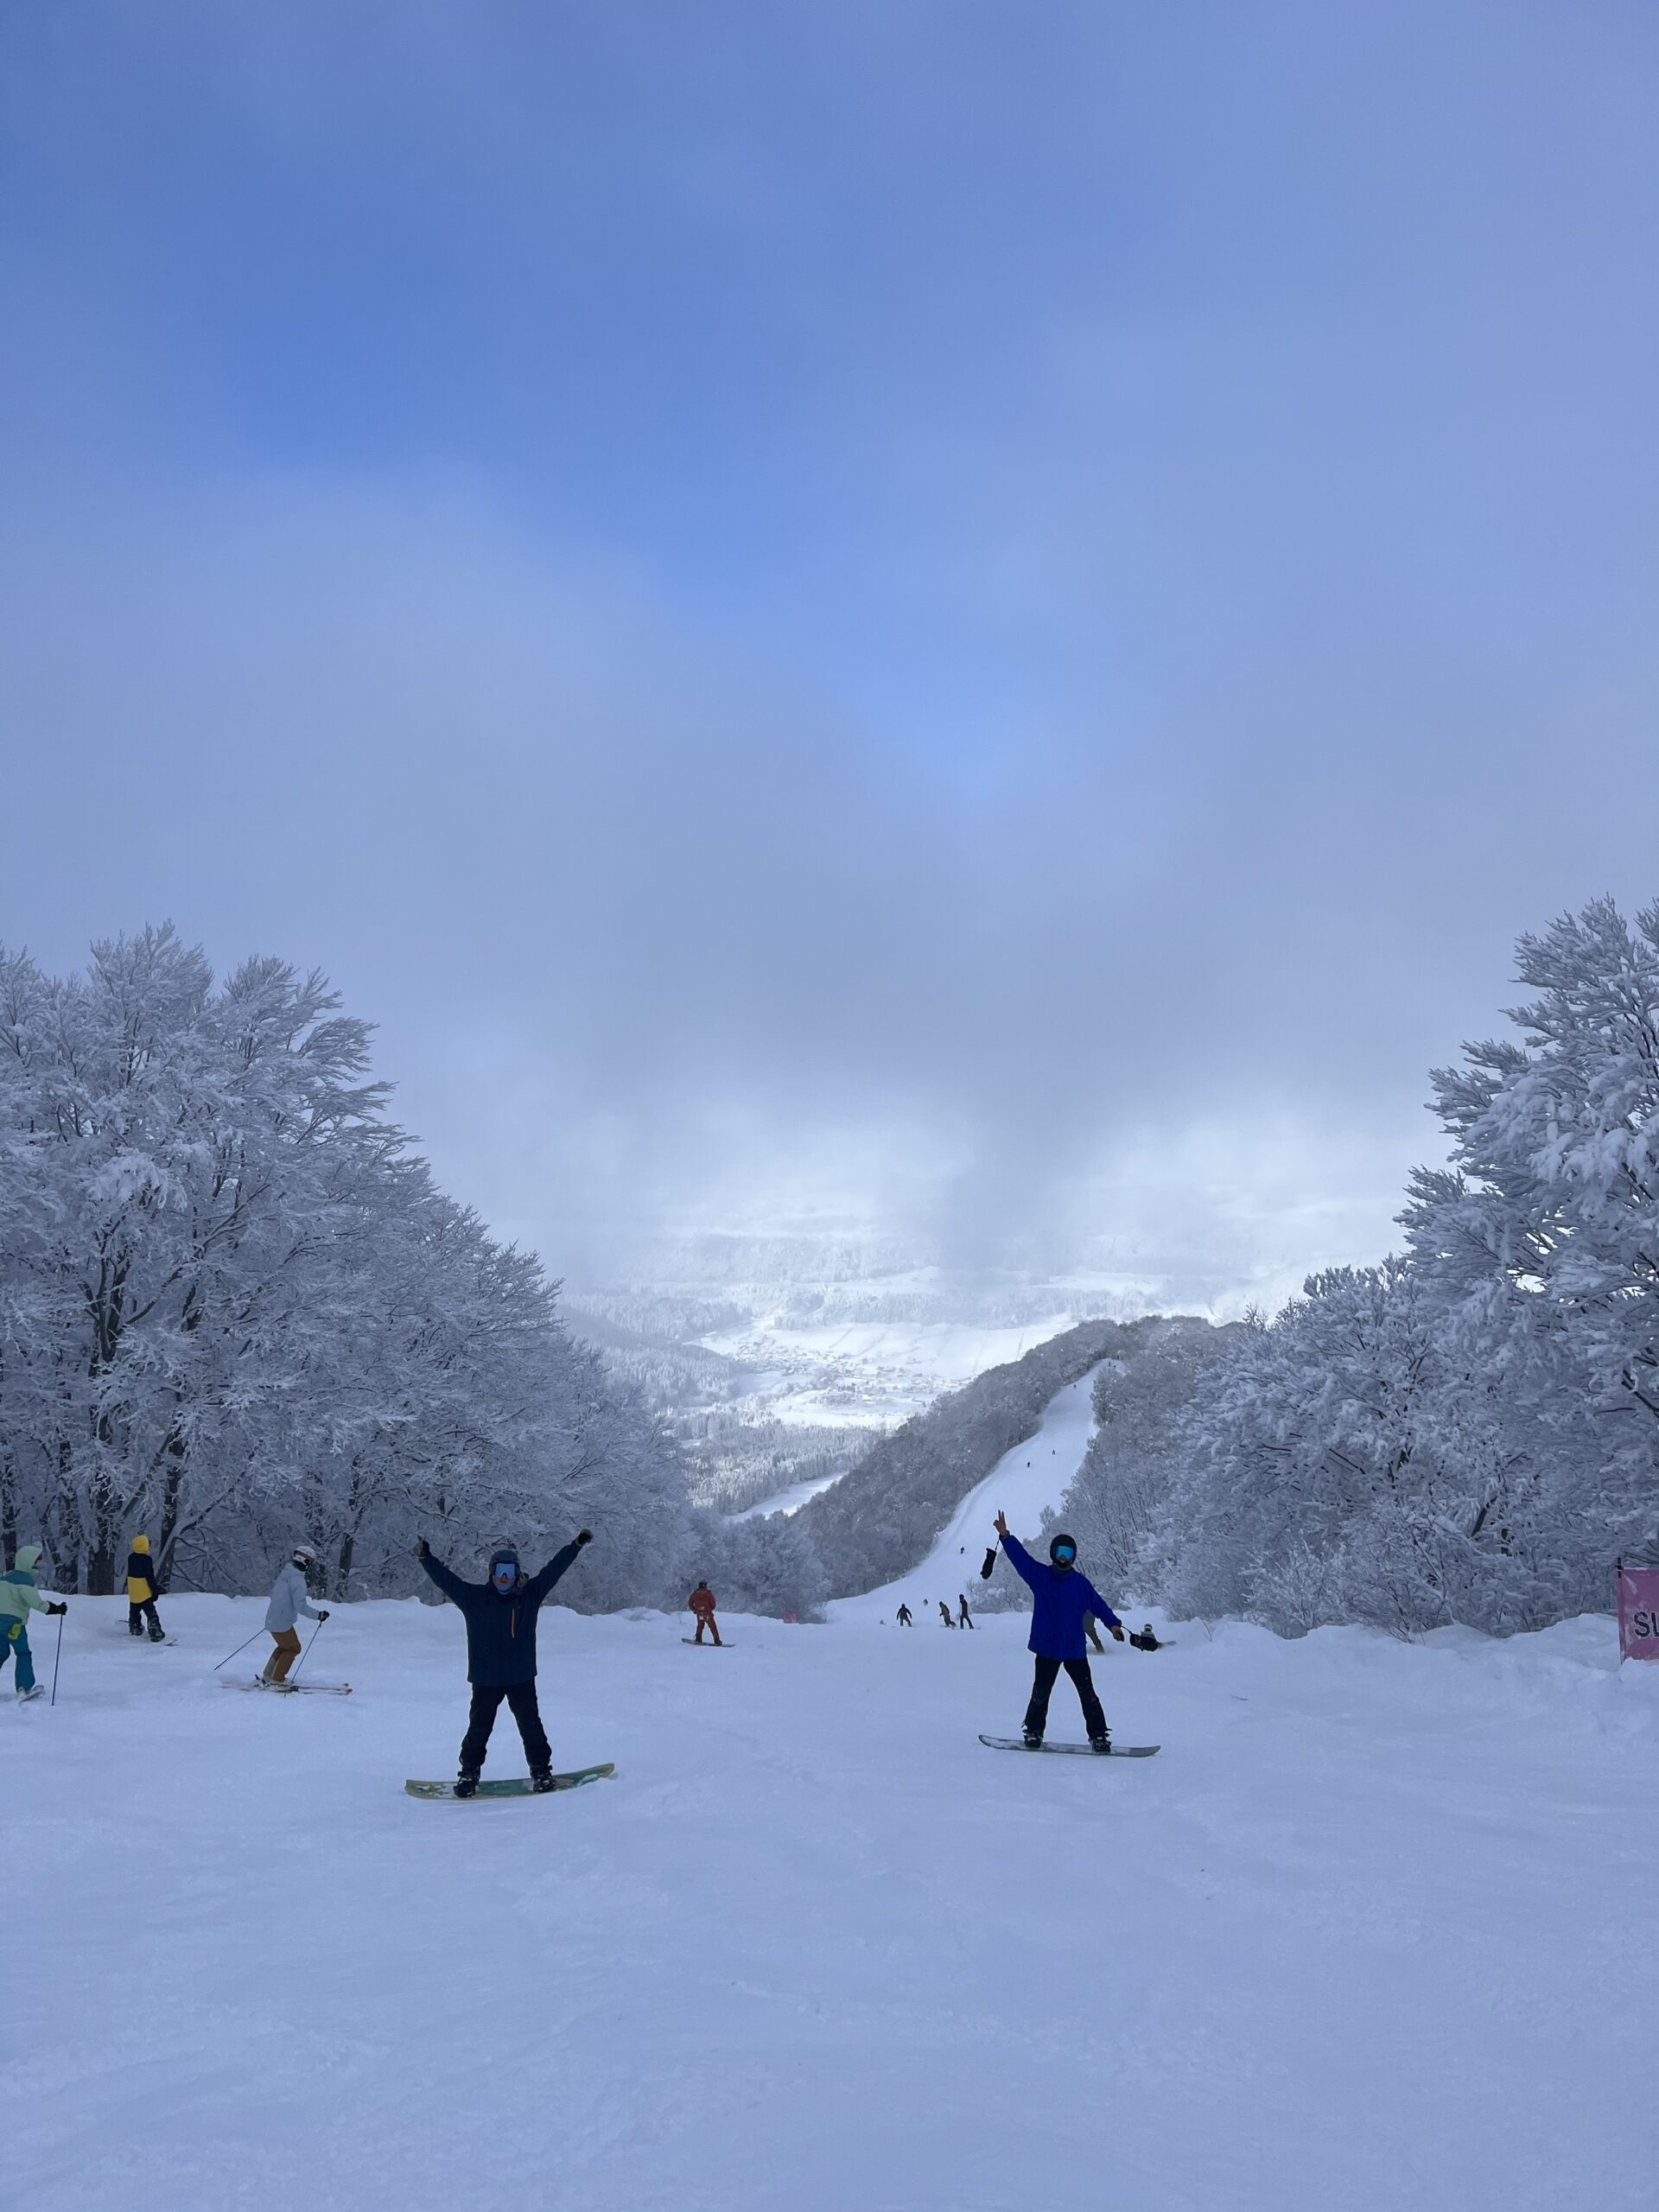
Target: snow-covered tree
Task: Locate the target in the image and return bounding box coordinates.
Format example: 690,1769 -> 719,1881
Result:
0,927 -> 798,1608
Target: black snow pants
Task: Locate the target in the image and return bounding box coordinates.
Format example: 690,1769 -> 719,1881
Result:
460,1681 -> 551,1776
1023,1656 -> 1108,1741
128,1599 -> 163,1638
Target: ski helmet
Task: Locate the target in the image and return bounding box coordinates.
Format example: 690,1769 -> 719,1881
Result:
488,1542 -> 522,1586
1048,1532 -> 1078,1568
290,1542 -> 318,1567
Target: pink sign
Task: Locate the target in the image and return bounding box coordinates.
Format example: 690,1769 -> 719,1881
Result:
1617,1565 -> 1659,1662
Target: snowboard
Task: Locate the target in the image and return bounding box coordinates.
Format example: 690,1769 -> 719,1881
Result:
404,1764 -> 614,1800
979,1734 -> 1160,1758
682,1637 -> 733,1647
222,1676 -> 353,1696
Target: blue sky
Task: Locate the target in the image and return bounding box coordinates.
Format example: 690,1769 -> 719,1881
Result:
3,3 -> 1657,1298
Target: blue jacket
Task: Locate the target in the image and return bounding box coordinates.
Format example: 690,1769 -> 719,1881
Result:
420,1543 -> 583,1687
1001,1534 -> 1122,1660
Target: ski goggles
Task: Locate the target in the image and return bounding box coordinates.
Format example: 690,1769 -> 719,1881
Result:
491,1564 -> 520,1586
1051,1542 -> 1077,1564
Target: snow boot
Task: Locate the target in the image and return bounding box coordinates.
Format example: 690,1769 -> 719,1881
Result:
1022,1728 -> 1042,1750
1090,1731 -> 1113,1755
454,1770 -> 480,1800
17,1684 -> 44,1703
531,1770 -> 556,1794
128,1621 -> 144,1637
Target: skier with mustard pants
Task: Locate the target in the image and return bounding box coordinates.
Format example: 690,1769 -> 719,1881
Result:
263,1544 -> 329,1686
993,1511 -> 1124,1751
1,1545 -> 67,1702
416,1533 -> 591,1796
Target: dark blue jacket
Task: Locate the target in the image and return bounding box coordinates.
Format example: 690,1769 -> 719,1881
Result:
1001,1534 -> 1122,1661
419,1542 -> 583,1686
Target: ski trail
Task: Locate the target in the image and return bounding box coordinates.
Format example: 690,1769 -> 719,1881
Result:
829,1362 -> 1108,1622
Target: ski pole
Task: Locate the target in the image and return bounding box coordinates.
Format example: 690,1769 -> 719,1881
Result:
213,1626 -> 267,1673
50,1608 -> 64,1707
290,1613 -> 327,1681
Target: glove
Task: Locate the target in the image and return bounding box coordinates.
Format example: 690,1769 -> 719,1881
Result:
980,1547 -> 998,1580
48,1602 -> 67,1616
414,1537 -> 430,1559
575,1529 -> 593,1547
318,1609 -> 330,1622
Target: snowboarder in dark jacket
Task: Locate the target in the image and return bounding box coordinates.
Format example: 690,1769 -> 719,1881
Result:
957,1593 -> 974,1629
415,1533 -> 591,1795
938,1600 -> 955,1627
994,1512 -> 1123,1751
896,1604 -> 912,1626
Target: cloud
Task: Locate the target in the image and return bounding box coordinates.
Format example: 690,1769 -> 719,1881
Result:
3,3 -> 1658,1300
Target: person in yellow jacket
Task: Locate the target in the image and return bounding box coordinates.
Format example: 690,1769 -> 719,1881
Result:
125,1535 -> 166,1643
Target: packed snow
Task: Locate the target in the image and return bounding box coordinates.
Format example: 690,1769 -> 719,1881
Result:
9,1587 -> 1655,2212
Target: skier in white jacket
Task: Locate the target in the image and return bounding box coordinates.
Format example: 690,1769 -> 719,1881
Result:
263,1545 -> 328,1688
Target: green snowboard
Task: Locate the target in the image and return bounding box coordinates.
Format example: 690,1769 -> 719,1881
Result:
404,1764 -> 615,1800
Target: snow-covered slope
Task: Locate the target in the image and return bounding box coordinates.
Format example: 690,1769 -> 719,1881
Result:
830,1363 -> 1104,1621
10,1597 -> 1655,2211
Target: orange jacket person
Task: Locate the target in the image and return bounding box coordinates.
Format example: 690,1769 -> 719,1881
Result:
689,1580 -> 722,1645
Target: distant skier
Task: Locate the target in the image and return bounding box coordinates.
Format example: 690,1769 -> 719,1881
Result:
993,1512 -> 1123,1751
1,1545 -> 67,1702
125,1535 -> 165,1642
689,1580 -> 722,1646
1130,1623 -> 1166,1651
263,1543 -> 329,1687
416,1532 -> 590,1796
938,1600 -> 955,1628
957,1594 -> 974,1629
896,1604 -> 912,1626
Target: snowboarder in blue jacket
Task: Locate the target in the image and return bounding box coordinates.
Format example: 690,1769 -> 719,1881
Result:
994,1511 -> 1123,1751
416,1532 -> 590,1796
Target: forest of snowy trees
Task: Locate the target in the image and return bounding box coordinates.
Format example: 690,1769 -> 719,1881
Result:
1062,898 -> 1659,1637
0,928 -> 823,1616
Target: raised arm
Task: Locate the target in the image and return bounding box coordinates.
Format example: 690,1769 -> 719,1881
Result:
416,1547 -> 469,1605
529,1530 -> 591,1604
998,1530 -> 1040,1591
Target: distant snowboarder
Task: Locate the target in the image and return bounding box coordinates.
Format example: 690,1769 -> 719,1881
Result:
957,1594 -> 974,1629
1,1545 -> 67,1702
125,1535 -> 165,1642
1084,1612 -> 1106,1656
993,1512 -> 1123,1751
938,1600 -> 955,1628
689,1580 -> 722,1646
1130,1624 -> 1166,1651
896,1604 -> 912,1626
416,1532 -> 590,1796
263,1544 -> 328,1686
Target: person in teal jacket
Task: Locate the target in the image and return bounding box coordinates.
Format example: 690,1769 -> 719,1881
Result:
1,1545 -> 68,1702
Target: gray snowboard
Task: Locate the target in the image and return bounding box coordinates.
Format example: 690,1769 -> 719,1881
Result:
682,1637 -> 733,1647
979,1734 -> 1160,1758
404,1764 -> 614,1800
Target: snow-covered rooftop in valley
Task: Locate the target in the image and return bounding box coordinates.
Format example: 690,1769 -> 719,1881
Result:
10,1594 -> 1655,2210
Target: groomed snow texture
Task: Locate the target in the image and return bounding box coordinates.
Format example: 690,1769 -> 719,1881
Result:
9,1594 -> 1654,2211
